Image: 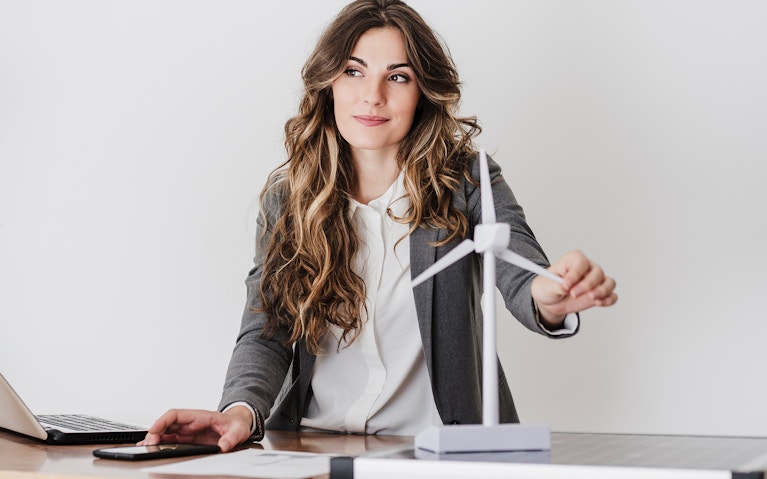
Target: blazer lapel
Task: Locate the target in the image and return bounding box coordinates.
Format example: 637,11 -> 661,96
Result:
409,225 -> 441,377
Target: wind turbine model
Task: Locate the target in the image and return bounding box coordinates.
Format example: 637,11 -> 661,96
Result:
411,148 -> 564,454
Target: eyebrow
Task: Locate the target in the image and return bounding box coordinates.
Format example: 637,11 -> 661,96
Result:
349,56 -> 410,70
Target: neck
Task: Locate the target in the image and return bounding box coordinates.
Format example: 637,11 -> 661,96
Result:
351,148 -> 400,204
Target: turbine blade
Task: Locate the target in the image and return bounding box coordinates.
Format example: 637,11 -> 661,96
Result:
479,148 -> 496,224
411,239 -> 476,287
496,249 -> 564,284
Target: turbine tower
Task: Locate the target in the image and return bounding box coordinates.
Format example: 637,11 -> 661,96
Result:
411,148 -> 562,454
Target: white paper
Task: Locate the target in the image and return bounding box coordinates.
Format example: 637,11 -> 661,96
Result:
353,457 -> 729,479
142,448 -> 332,479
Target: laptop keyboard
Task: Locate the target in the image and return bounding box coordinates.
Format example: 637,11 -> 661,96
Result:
36,414 -> 143,432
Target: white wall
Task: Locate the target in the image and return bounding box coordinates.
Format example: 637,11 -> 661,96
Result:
1,1 -> 765,437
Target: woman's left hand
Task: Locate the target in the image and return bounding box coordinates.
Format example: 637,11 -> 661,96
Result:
531,250 -> 618,325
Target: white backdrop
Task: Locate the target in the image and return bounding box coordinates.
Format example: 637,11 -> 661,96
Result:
1,0 -> 765,437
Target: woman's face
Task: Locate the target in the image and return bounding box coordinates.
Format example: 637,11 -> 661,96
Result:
331,27 -> 421,159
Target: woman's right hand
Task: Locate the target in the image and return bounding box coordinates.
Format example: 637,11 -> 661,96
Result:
138,406 -> 253,453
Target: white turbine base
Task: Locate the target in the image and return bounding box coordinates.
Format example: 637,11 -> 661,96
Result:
415,423 -> 551,454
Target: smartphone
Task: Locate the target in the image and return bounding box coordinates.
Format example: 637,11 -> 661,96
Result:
93,443 -> 220,461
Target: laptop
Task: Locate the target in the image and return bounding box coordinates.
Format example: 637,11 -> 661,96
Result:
0,372 -> 148,444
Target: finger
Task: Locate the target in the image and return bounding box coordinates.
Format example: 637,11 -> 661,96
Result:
139,432 -> 180,446
553,250 -> 590,291
214,419 -> 250,453
541,270 -> 570,296
531,274 -> 568,308
589,277 -> 617,302
595,292 -> 619,307
146,409 -> 183,435
576,279 -> 617,309
136,435 -> 152,446
144,409 -> 213,446
164,409 -> 218,435
217,431 -> 243,453
569,263 -> 605,298
590,276 -> 618,306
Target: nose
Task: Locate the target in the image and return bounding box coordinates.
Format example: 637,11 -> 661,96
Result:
363,78 -> 385,106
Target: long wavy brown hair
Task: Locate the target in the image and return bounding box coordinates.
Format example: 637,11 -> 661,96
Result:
259,0 -> 481,354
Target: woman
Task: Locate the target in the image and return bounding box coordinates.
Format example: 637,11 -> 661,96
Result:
140,0 -> 617,453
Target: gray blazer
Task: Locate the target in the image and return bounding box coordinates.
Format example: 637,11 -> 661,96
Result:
218,153 -> 578,433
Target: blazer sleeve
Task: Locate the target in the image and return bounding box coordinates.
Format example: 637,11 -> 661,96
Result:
217,179 -> 294,419
465,153 -> 578,339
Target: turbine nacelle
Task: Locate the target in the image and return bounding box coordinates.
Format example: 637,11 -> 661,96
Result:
474,223 -> 510,253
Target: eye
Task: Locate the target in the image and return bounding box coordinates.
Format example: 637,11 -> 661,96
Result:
344,67 -> 363,77
389,73 -> 411,83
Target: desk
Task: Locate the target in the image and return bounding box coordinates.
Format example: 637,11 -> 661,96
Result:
4,428 -> 767,479
0,428 -> 412,479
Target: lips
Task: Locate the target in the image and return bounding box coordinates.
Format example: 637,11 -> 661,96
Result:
354,115 -> 389,127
